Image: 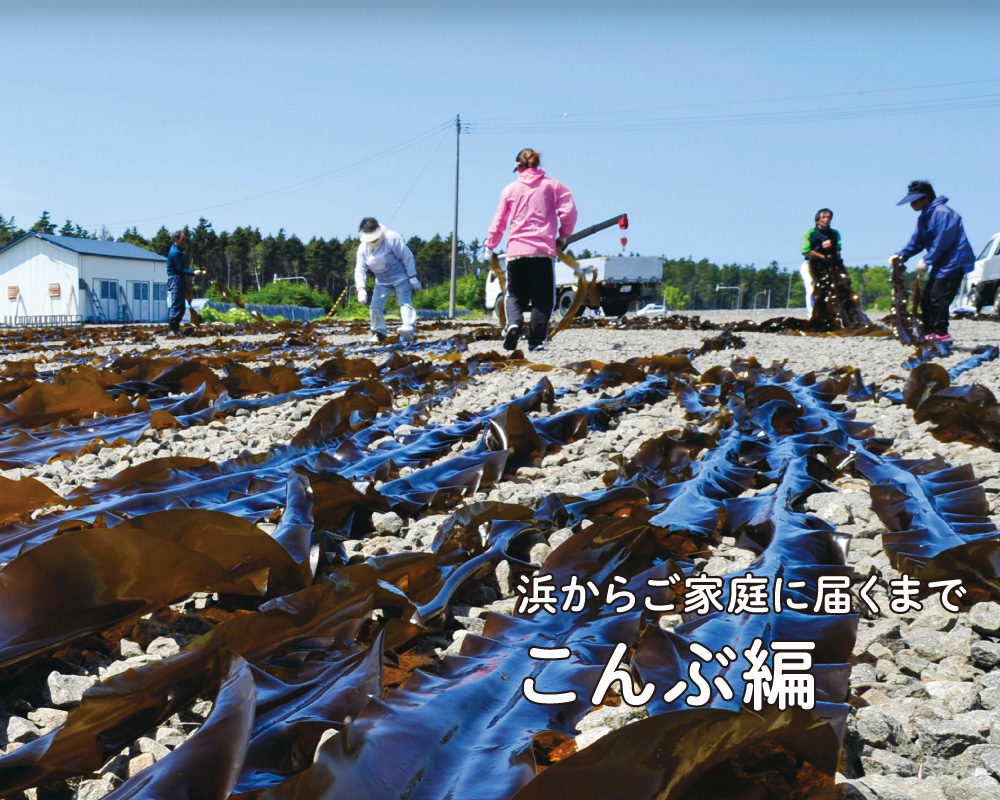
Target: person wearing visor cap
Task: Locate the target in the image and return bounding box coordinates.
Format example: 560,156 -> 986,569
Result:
483,148 -> 577,352
354,216 -> 421,344
889,181 -> 974,342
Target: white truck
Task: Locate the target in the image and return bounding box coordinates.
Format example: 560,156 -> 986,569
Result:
952,231 -> 1000,312
485,255 -> 663,317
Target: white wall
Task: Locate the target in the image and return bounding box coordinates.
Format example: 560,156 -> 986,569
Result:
0,238 -> 79,321
80,254 -> 168,322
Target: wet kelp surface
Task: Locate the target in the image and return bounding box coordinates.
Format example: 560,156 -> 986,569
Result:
0,318 -> 997,799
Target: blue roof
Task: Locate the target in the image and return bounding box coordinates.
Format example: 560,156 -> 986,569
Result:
0,233 -> 166,262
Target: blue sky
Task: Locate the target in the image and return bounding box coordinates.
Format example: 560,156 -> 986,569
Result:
3,0 -> 999,271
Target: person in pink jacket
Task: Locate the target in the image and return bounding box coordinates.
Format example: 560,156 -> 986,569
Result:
484,148 -> 577,352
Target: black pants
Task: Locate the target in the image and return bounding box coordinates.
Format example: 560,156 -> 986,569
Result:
505,256 -> 554,347
920,273 -> 963,336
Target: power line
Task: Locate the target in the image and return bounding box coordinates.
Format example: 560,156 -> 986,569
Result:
388,127 -> 451,225
466,92 -> 1000,134
468,77 -> 1000,122
84,120 -> 454,232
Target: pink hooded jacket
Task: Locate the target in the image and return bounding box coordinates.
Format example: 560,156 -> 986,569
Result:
484,168 -> 577,259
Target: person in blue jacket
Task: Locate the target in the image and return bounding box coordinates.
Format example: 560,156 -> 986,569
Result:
890,180 -> 974,342
166,230 -> 201,335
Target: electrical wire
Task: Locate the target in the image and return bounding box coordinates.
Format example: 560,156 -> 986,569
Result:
84,120 -> 454,232
468,77 -> 1000,122
388,127 -> 450,225
466,92 -> 1000,134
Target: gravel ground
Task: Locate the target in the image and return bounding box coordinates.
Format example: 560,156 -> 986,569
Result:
4,311 -> 1000,799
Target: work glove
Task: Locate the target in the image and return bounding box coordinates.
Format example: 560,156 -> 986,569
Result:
193,269 -> 205,276
409,277 -> 422,292
556,237 -> 567,251
357,287 -> 368,305
484,249 -> 494,262
888,255 -> 902,268
916,260 -> 928,276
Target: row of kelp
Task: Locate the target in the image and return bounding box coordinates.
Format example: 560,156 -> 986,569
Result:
2,326 -> 1000,798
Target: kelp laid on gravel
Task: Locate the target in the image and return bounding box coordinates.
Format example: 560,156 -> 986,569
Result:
0,315 -> 997,799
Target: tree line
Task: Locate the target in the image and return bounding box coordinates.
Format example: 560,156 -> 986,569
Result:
1,211 -> 912,313
0,212 -> 485,305
661,258 -> 910,313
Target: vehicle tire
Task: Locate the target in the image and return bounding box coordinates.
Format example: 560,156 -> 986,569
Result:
601,299 -> 629,317
555,289 -> 575,317
976,282 -> 997,314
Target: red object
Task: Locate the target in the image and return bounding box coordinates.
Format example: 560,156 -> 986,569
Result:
618,214 -> 629,230
621,237 -> 628,251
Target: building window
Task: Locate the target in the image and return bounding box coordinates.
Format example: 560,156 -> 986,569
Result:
49,284 -> 61,298
99,280 -> 117,300
132,282 -> 149,301
153,283 -> 167,302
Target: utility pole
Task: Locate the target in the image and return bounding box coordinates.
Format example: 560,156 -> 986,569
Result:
449,114 -> 460,319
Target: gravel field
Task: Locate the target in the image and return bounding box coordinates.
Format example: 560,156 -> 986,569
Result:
3,311 -> 1000,800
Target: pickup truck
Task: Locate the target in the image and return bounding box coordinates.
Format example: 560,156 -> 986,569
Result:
952,231 -> 1000,312
485,255 -> 663,317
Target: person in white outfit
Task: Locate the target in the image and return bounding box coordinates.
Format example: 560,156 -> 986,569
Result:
354,217 -> 421,343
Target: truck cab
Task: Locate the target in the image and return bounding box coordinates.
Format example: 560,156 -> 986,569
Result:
953,232 -> 1000,312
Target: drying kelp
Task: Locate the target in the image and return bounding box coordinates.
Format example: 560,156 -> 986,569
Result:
2,320 -> 1000,800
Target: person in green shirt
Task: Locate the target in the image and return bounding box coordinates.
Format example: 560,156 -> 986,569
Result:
800,208 -> 842,316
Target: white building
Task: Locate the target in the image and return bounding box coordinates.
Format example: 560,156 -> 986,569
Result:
0,233 -> 169,325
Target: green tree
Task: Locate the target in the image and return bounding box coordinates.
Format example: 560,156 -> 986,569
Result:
0,215 -> 23,247
29,211 -> 56,234
150,226 -> 174,256
662,286 -> 691,311
118,227 -> 150,248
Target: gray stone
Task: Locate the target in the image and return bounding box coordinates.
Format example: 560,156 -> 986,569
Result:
46,672 -> 97,707
910,604 -> 956,632
860,749 -> 919,777
857,775 -> 947,800
968,602 -> 1000,636
980,687 -> 1000,711
154,726 -> 187,748
547,528 -> 574,549
855,708 -> 908,748
135,737 -> 170,761
75,778 -> 116,800
529,542 -> 552,565
955,711 -> 995,738
453,615 -> 485,635
119,639 -> 143,658
576,701 -> 647,732
924,681 -> 980,714
851,663 -> 879,688
896,652 -> 931,676
915,718 -> 987,758
807,493 -> 853,525
903,628 -> 951,662
494,561 -> 514,598
942,774 -> 1000,800
855,619 -> 903,656
971,641 -> 1000,670
575,726 -> 612,750
5,717 -> 41,744
26,708 -> 67,731
146,636 -> 181,658
372,511 -> 404,536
